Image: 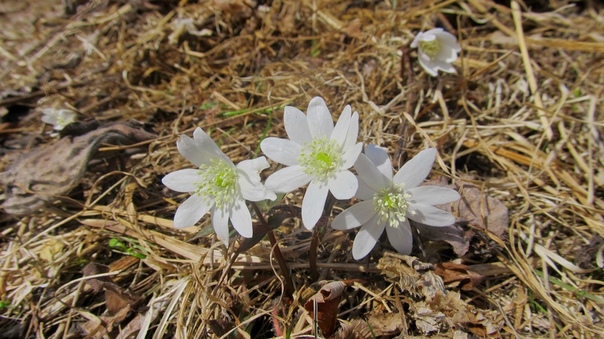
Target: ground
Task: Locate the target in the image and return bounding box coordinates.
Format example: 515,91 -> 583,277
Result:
0,0 -> 603,338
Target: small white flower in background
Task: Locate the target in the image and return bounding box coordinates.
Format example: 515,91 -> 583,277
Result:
410,28 -> 461,77
331,145 -> 460,260
260,97 -> 363,230
41,108 -> 77,131
169,18 -> 212,44
162,127 -> 276,246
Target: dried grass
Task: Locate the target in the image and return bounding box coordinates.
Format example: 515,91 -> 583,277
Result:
1,0 -> 603,337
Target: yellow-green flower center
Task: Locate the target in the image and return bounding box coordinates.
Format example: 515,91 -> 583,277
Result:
373,185 -> 412,227
195,159 -> 238,208
419,39 -> 441,59
298,137 -> 342,180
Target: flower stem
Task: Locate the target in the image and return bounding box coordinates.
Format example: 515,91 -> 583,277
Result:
251,202 -> 294,299
308,193 -> 337,282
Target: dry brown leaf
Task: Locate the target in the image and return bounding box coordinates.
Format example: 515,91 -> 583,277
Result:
413,181 -> 509,256
434,262 -> 485,291
304,281 -> 347,338
0,122 -> 155,215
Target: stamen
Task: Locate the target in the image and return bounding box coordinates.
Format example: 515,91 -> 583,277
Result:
298,137 -> 343,180
373,185 -> 412,227
195,159 -> 238,208
419,39 -> 441,59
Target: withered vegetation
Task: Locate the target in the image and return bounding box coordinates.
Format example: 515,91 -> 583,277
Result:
0,0 -> 603,338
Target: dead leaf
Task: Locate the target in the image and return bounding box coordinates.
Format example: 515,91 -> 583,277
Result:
0,122 -> 155,215
434,262 -> 485,291
413,180 -> 509,256
304,281 -> 347,337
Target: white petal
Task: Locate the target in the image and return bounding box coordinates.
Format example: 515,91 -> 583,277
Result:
284,106 -> 312,144
306,97 -> 334,139
260,138 -> 301,166
435,44 -> 458,63
344,111 -> 360,151
173,195 -> 212,228
435,30 -> 461,52
212,206 -> 230,246
417,56 -> 439,77
265,166 -> 312,193
355,179 -> 376,200
341,142 -> 363,169
355,153 -> 387,192
328,170 -> 358,200
393,148 -> 436,189
410,31 -> 424,48
364,144 -> 393,181
229,199 -> 253,238
408,186 -> 460,205
386,219 -> 413,255
408,203 -> 455,226
331,200 -> 376,230
330,105 -> 351,146
162,169 -> 199,192
176,133 -> 206,167
239,176 -> 276,201
301,180 -> 329,229
352,215 -> 385,260
237,158 -> 277,201
419,57 -> 455,76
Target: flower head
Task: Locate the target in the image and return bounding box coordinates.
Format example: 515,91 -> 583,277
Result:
260,97 -> 363,230
41,108 -> 77,131
410,28 -> 461,77
331,145 -> 460,260
162,127 -> 276,246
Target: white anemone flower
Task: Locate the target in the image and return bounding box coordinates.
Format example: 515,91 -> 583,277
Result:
162,127 -> 277,246
410,28 -> 461,77
41,108 -> 77,131
260,97 -> 363,230
331,145 -> 460,260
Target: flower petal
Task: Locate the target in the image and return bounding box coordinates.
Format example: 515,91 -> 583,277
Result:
237,158 -> 277,201
284,105 -> 312,144
435,30 -> 461,52
212,206 -> 230,246
306,97 -> 334,139
364,144 -> 393,181
173,194 -> 212,228
176,133 -> 206,167
341,142 -> 363,169
408,203 -> 455,226
260,138 -> 301,166
352,215 -> 385,260
355,179 -> 375,200
193,127 -> 230,163
162,169 -> 199,192
301,180 -> 329,229
331,105 -> 352,146
328,170 -> 358,200
355,153 -> 387,192
386,219 -> 413,255
393,148 -> 436,189
408,186 -> 460,205
229,199 -> 253,238
331,200 -> 375,230
417,56 -> 439,77
343,111 -> 360,151
265,166 -> 312,194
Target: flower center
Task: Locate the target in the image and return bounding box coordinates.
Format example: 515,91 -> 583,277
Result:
373,185 -> 412,227
195,159 -> 238,209
298,137 -> 342,181
419,39 -> 440,59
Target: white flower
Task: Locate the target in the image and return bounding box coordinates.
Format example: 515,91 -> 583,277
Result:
260,97 -> 363,230
410,28 -> 461,77
162,127 -> 277,246
331,145 -> 460,260
41,108 -> 77,131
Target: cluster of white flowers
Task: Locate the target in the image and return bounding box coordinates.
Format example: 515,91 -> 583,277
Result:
163,96 -> 460,259
41,108 -> 77,131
